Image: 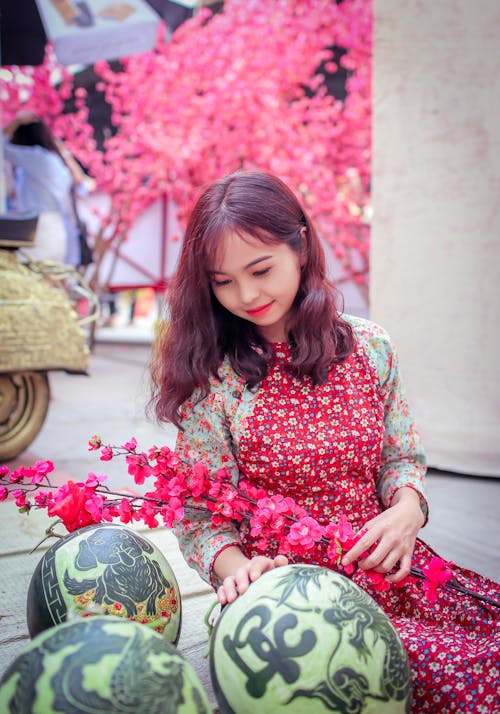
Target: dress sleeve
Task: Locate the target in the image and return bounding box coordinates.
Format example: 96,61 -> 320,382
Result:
174,381 -> 243,588
358,319 -> 429,522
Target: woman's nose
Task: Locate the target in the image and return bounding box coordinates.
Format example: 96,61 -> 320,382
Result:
238,280 -> 259,305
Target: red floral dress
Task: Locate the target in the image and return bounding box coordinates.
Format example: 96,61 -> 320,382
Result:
175,315 -> 500,712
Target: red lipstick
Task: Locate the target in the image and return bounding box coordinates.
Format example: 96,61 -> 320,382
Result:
246,302 -> 273,317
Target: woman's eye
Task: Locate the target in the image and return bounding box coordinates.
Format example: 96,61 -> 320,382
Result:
253,267 -> 271,277
211,278 -> 231,287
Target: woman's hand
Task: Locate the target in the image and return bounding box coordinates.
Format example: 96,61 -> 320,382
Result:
342,487 -> 425,583
215,548 -> 288,605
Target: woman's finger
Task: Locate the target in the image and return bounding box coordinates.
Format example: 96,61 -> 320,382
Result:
385,553 -> 413,583
274,554 -> 289,568
369,550 -> 403,574
219,555 -> 290,605
221,575 -> 240,603
342,527 -> 379,567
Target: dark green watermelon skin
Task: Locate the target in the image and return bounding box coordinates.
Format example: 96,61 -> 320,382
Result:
0,616 -> 211,714
26,555 -> 55,635
210,564 -> 412,714
26,523 -> 182,644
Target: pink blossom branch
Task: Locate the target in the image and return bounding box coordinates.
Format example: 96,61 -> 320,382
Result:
1,439 -> 499,609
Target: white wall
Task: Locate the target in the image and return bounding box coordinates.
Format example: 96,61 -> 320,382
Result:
371,1 -> 500,475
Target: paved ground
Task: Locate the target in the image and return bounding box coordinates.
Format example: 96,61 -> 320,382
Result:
6,337 -> 500,582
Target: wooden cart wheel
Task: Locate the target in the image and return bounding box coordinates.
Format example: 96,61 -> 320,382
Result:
0,372 -> 50,462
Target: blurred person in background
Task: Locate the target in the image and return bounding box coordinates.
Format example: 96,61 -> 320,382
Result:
3,111 -> 93,266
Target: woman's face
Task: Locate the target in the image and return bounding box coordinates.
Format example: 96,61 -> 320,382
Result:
208,231 -> 302,342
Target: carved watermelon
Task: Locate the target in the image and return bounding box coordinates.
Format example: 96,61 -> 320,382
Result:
27,523 -> 181,643
0,616 -> 210,713
210,564 -> 412,713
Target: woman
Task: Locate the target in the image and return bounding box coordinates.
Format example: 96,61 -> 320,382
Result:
151,170 -> 499,712
3,111 -> 81,265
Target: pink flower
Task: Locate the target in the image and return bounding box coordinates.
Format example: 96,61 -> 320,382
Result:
326,537 -> 345,569
85,493 -> 106,520
324,514 -> 356,544
0,486 -> 8,501
287,516 -> 324,553
99,507 -> 115,523
34,491 -> 53,507
156,446 -> 181,470
213,486 -> 247,523
100,446 -> 114,461
122,437 -> 137,451
249,495 -> 294,540
163,475 -> 188,498
8,469 -> 23,484
126,453 -> 152,484
19,466 -> 37,482
188,462 -> 209,498
88,435 -> 102,451
0,465 -> 10,478
34,460 -> 54,477
239,480 -> 267,501
324,515 -> 360,569
85,473 -> 107,488
117,498 -> 133,523
11,489 -> 28,508
160,498 -> 184,528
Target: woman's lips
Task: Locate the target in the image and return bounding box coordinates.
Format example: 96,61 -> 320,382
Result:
246,301 -> 273,317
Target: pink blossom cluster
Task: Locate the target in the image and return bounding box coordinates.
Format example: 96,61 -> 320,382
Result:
2,436 -> 485,609
1,0 -> 372,290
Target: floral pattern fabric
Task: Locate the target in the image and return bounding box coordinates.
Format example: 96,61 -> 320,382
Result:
175,315 -> 500,712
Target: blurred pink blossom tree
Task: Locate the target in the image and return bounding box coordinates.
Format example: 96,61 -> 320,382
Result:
1,0 -> 371,292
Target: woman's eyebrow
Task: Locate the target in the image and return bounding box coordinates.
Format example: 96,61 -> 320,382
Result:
210,255 -> 273,275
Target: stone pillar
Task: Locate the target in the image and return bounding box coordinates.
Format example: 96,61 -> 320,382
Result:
371,1 -> 500,475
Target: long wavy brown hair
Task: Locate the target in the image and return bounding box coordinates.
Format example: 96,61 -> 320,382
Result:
150,170 -> 355,427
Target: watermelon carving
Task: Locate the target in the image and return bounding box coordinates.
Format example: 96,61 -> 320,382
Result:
0,616 -> 210,713
27,523 -> 181,643
210,564 -> 412,713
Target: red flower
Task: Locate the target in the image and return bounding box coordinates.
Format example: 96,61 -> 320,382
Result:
47,481 -> 101,532
363,570 -> 392,593
136,502 -> 159,529
422,557 -> 454,604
